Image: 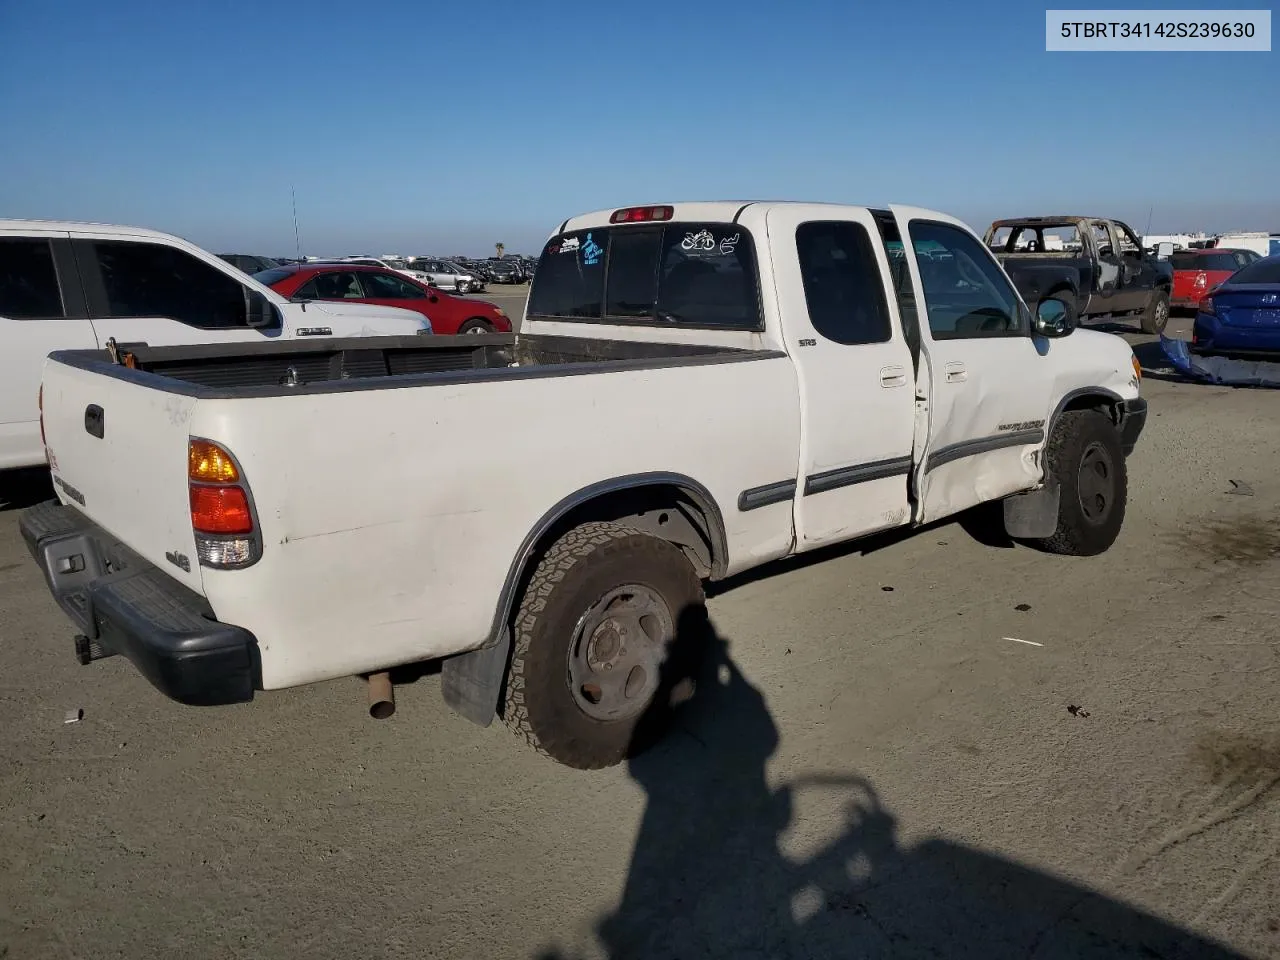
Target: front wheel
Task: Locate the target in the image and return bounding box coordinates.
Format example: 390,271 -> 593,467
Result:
457,318 -> 494,335
1024,410 -> 1127,556
501,522 -> 705,769
1140,289 -> 1170,335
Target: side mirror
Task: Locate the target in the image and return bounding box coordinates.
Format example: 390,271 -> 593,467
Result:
1033,298 -> 1073,338
246,290 -> 280,328
429,294 -> 439,303
1155,241 -> 1174,260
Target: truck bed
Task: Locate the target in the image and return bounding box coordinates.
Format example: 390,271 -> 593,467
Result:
53,333 -> 766,397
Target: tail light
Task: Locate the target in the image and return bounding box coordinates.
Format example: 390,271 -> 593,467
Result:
609,205 -> 674,224
1198,296 -> 1216,316
189,437 -> 261,569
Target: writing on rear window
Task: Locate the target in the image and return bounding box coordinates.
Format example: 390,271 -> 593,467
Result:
527,222 -> 761,329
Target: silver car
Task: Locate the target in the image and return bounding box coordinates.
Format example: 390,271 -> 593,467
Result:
409,258 -> 484,294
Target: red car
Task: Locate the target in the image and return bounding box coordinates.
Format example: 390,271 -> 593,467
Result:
1169,249 -> 1249,311
252,263 -> 512,335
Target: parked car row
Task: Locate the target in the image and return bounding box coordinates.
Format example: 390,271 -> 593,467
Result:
220,250 -> 540,290
443,256 -> 536,285
250,262 -> 512,335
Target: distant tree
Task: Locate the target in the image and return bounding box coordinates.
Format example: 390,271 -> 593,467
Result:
495,242 -> 505,259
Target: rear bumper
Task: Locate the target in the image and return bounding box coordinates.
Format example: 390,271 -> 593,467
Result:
19,500 -> 258,706
1192,315 -> 1280,355
1117,398 -> 1148,456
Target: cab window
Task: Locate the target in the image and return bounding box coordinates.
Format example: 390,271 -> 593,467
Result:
908,221 -> 1024,340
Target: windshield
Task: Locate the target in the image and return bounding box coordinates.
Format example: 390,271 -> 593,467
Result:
1228,256 -> 1280,284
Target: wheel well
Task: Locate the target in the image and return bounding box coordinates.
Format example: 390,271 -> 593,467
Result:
538,483 -> 721,579
1057,392 -> 1122,428
488,478 -> 727,645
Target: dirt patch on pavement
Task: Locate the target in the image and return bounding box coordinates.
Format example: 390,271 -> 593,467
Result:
1176,515 -> 1280,567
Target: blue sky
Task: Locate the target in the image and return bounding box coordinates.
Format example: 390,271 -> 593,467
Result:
0,0 -> 1274,256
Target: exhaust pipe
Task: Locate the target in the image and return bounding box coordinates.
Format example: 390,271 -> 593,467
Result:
367,671 -> 395,719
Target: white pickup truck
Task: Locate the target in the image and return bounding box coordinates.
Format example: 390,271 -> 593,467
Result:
21,201 -> 1147,769
0,220 -> 430,471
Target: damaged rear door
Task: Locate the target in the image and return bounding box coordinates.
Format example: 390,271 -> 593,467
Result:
887,206 -> 1053,524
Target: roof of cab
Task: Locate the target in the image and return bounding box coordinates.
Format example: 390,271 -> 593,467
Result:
556,201 -> 900,235
0,218 -> 182,240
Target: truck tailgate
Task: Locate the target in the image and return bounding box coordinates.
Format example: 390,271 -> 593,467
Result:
40,357 -> 205,596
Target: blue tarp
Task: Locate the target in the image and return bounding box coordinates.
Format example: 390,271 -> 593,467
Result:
1159,334 -> 1280,387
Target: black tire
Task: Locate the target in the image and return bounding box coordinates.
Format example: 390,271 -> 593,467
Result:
457,318 -> 494,335
501,521 -> 705,770
1140,288 -> 1170,335
1025,410 -> 1127,557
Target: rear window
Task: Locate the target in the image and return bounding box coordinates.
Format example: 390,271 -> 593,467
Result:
252,266 -> 296,286
1229,256 -> 1280,285
527,223 -> 761,329
1172,253 -> 1238,272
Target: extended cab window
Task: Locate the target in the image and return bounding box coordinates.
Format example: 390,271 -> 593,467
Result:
0,238 -> 65,319
528,223 -> 761,329
909,221 -> 1024,340
92,241 -> 252,329
795,221 -> 891,345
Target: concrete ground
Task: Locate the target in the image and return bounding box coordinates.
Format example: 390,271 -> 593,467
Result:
1,310 -> 1278,959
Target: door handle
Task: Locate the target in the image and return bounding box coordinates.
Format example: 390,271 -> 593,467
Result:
944,361 -> 967,383
879,365 -> 907,388
84,404 -> 104,439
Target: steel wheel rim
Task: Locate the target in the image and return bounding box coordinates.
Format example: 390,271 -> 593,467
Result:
566,584 -> 673,722
1077,442 -> 1115,523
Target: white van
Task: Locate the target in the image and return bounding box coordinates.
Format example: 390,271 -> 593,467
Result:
1211,233 -> 1280,258
0,220 -> 431,470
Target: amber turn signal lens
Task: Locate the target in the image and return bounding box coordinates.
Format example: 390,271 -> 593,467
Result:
1131,355 -> 1142,381
190,485 -> 253,534
189,439 -> 239,483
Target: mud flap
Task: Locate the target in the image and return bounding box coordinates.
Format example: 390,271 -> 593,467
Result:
440,628 -> 512,728
1003,480 -> 1060,539
1161,334 -> 1280,387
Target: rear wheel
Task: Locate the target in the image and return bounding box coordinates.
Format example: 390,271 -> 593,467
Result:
501,522 -> 704,769
1140,289 -> 1170,335
458,318 -> 494,335
1024,410 -> 1127,556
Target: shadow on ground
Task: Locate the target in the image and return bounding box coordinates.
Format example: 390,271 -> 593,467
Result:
534,611 -> 1250,959
0,467 -> 53,512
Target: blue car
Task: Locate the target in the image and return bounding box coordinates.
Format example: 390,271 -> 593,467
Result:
1192,254 -> 1280,357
